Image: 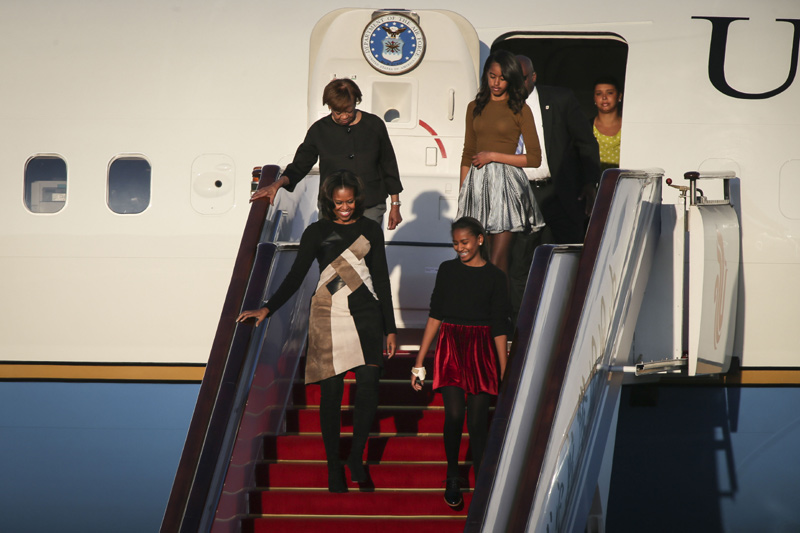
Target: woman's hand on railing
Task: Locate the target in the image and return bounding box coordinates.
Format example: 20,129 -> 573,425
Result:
236,308 -> 269,327
250,175 -> 289,205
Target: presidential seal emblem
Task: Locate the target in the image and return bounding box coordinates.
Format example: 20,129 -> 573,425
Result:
361,12 -> 426,75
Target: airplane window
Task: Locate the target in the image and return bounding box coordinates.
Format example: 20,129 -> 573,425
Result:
108,156 -> 151,214
24,155 -> 67,214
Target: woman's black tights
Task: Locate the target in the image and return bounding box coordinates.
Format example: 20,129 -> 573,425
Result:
440,386 -> 492,479
318,365 -> 380,467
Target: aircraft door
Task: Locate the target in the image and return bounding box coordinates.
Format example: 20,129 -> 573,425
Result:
492,32 -> 628,171
685,172 -> 740,375
637,172 -> 740,377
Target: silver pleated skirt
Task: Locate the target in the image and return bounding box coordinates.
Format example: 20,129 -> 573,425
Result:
457,162 -> 545,234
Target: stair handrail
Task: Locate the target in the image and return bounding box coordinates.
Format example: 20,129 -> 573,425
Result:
160,165 -> 279,533
466,169 -> 626,531
206,241 -> 315,533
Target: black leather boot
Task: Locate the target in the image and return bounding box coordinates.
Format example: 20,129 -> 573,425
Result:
444,477 -> 463,507
327,462 -> 347,493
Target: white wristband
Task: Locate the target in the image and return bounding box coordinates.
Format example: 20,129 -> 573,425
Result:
411,367 -> 426,381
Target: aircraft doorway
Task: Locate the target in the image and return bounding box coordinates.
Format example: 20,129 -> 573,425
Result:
492,33 -> 628,170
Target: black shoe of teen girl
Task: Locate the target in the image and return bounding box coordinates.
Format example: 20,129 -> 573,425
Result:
444,477 -> 463,507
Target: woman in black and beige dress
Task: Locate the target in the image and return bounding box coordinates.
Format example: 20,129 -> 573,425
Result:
237,170 -> 397,493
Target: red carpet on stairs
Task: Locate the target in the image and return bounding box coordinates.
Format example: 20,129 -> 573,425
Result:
241,352 -> 490,532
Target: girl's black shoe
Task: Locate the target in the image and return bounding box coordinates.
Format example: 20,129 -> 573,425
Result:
444,477 -> 463,507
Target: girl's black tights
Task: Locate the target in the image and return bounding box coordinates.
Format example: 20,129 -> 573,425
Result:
440,386 -> 492,479
318,365 -> 380,467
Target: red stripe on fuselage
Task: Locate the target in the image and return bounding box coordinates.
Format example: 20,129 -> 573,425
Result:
418,119 -> 447,158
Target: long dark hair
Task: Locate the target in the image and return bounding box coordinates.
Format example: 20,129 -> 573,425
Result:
318,170 -> 366,221
473,49 -> 528,117
451,216 -> 489,262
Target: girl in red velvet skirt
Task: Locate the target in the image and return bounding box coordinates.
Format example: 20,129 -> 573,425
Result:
411,216 -> 511,508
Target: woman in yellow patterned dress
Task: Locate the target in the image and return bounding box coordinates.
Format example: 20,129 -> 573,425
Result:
592,76 -> 623,173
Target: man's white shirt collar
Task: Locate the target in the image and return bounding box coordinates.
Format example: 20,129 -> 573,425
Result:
517,86 -> 551,181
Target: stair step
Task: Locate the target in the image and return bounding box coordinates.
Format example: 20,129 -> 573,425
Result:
285,406 -> 487,433
255,461 -> 476,489
242,515 -> 466,533
236,330 -> 486,530
249,489 -> 473,516
296,353 -> 431,381
294,379 -> 444,407
263,434 -> 473,462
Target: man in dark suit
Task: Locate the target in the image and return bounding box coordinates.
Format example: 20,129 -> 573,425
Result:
510,55 -> 601,315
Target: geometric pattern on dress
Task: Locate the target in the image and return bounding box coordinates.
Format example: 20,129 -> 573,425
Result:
305,235 -> 373,383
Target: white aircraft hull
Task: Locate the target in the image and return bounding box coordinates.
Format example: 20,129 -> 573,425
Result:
2,0 -> 799,370
1,3 -> 800,531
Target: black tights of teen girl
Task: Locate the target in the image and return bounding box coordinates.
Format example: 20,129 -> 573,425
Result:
318,364 -> 380,492
440,386 -> 493,479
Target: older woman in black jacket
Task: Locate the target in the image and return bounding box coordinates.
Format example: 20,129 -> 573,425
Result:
253,78 -> 404,230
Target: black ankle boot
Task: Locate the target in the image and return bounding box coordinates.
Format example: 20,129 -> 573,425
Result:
328,463 -> 347,493
444,477 -> 463,507
346,454 -> 367,483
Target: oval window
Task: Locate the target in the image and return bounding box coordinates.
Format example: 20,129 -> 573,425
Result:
108,156 -> 151,214
25,155 -> 67,214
